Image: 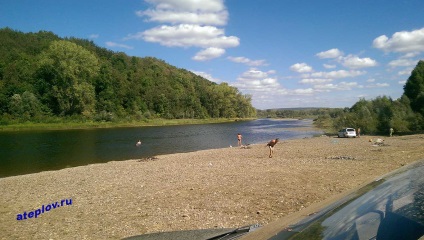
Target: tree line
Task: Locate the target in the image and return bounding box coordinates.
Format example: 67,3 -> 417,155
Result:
0,28 -> 256,124
258,60 -> 424,135
257,108 -> 330,119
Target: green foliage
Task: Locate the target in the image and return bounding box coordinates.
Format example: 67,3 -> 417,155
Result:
404,60 -> 424,116
258,59 -> 424,135
0,28 -> 256,124
316,95 -> 423,135
257,108 -> 334,119
36,40 -> 99,116
9,91 -> 43,120
310,61 -> 424,134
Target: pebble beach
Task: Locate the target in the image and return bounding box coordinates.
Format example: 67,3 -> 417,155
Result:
1,134 -> 424,240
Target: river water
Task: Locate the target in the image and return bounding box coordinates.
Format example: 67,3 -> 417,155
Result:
0,118 -> 323,178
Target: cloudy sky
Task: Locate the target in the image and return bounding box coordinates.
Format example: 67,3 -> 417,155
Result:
1,0 -> 424,109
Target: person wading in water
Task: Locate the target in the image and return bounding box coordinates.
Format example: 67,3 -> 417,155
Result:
267,138 -> 279,158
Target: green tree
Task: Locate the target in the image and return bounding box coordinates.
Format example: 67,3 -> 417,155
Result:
372,96 -> 394,132
0,28 -> 257,123
9,94 -> 24,117
350,98 -> 378,133
404,60 -> 424,115
395,95 -> 424,131
9,91 -> 43,120
37,40 -> 99,116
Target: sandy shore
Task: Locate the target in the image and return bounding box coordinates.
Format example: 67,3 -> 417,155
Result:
1,134 -> 424,240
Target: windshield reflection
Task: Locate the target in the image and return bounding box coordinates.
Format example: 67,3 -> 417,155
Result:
289,161 -> 424,240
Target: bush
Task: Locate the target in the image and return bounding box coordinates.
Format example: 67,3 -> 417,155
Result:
94,111 -> 114,122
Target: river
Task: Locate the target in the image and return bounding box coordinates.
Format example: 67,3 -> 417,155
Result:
0,118 -> 323,178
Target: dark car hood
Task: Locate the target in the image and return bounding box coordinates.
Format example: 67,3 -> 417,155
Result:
123,224 -> 261,240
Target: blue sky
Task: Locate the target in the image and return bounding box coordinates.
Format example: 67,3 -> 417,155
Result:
1,0 -> 424,109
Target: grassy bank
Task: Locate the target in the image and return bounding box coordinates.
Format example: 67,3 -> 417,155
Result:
0,118 -> 256,131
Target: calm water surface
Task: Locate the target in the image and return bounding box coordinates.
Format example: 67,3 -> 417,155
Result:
0,119 -> 323,178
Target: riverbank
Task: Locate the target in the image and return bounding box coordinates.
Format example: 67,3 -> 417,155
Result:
1,134 -> 424,239
0,118 -> 256,131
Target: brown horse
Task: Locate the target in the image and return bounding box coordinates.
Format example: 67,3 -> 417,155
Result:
266,138 -> 279,158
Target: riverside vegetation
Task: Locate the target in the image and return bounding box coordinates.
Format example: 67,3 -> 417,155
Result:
1,28 -> 424,134
258,60 -> 424,135
0,28 -> 256,128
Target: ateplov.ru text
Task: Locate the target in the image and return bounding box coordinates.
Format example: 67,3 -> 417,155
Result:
16,198 -> 72,220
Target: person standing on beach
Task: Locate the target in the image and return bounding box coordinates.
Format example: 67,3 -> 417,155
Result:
390,128 -> 394,137
267,138 -> 279,158
357,128 -> 361,138
237,133 -> 243,146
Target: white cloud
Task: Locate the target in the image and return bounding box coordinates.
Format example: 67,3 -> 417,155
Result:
373,27 -> 424,53
323,64 -> 336,69
240,69 -> 271,80
293,88 -> 315,94
401,52 -> 421,58
233,69 -> 281,93
227,56 -> 267,66
132,0 -> 237,61
316,48 -> 343,59
144,0 -> 225,12
138,0 -> 227,25
314,81 -> 359,91
290,63 -> 313,73
306,70 -> 366,79
340,55 -> 377,69
300,78 -> 333,84
232,67 -> 368,109
262,78 -> 278,86
318,50 -> 377,69
105,41 -> 133,49
388,58 -> 418,68
137,9 -> 228,26
127,24 -> 239,49
192,47 -> 225,61
398,68 -> 414,76
312,83 -> 338,90
366,83 -> 390,88
191,70 -> 221,83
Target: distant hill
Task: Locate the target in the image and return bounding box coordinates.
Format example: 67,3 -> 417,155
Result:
0,28 -> 256,123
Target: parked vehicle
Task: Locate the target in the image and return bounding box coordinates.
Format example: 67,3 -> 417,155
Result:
124,159 -> 424,240
338,128 -> 357,138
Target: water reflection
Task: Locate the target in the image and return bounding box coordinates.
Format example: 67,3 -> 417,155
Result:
0,119 -> 322,178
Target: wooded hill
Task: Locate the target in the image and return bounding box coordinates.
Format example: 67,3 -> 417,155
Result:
0,28 -> 256,124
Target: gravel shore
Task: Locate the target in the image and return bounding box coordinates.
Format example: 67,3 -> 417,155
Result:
1,134 -> 424,240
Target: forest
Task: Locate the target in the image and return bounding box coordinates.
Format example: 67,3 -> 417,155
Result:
259,60 -> 424,135
1,28 -> 423,134
0,28 -> 256,125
